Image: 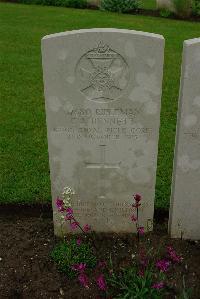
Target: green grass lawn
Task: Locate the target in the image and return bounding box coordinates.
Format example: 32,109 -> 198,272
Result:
1,3 -> 200,208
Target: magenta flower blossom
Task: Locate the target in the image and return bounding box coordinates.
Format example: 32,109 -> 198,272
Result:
97,261 -> 107,269
138,269 -> 144,277
96,274 -> 107,291
139,248 -> 148,268
137,226 -> 144,235
56,197 -> 63,207
56,197 -> 65,212
65,207 -> 74,220
78,273 -> 89,288
156,259 -> 170,272
71,263 -> 86,272
65,214 -> 73,221
83,224 -> 91,233
134,193 -> 142,203
131,214 -> 137,222
70,221 -> 79,230
152,282 -> 164,290
66,207 -> 73,215
76,238 -> 82,246
167,246 -> 182,263
132,194 -> 142,208
140,257 -> 148,267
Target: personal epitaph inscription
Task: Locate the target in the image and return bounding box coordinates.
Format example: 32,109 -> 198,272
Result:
169,38 -> 200,240
42,29 -> 164,235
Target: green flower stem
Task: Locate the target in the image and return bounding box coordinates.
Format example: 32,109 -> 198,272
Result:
71,215 -> 98,250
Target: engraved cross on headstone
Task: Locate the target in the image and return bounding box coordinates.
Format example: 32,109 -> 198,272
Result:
85,145 -> 121,199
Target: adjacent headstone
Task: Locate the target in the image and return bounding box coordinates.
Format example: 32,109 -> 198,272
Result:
156,0 -> 175,12
169,38 -> 200,240
87,0 -> 100,7
42,29 -> 164,236
157,0 -> 192,17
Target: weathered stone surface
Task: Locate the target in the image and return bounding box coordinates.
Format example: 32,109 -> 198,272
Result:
157,0 -> 192,16
42,29 -> 164,235
87,0 -> 100,7
169,38 -> 200,240
156,0 -> 175,12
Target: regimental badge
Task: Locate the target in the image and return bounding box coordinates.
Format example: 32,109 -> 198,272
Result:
76,41 -> 130,103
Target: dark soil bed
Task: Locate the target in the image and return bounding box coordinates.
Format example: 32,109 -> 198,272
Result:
0,205 -> 199,299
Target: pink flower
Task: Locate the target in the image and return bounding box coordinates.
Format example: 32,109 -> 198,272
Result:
83,224 -> 91,233
70,221 -> 79,230
66,207 -> 73,215
96,274 -> 107,291
78,273 -> 89,288
138,269 -> 144,277
71,263 -> 86,272
156,259 -> 170,272
139,248 -> 148,267
131,214 -> 137,222
167,246 -> 182,263
56,197 -> 63,207
97,261 -> 107,269
76,238 -> 82,246
56,197 -> 65,212
65,214 -> 73,221
137,226 -> 144,235
152,282 -> 164,290
65,207 -> 74,220
140,257 -> 148,267
134,193 -> 142,203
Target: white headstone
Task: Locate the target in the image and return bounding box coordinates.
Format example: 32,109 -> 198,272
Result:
156,0 -> 175,12
169,38 -> 200,240
42,29 -> 164,236
88,0 -> 100,6
157,0 -> 192,16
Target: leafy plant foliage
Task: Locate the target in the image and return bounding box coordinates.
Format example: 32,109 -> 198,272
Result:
51,238 -> 97,278
173,0 -> 192,17
107,266 -> 165,299
192,0 -> 200,15
159,8 -> 173,18
20,0 -> 87,8
100,0 -> 140,13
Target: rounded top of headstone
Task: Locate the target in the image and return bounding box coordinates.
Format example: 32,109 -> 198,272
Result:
184,38 -> 200,46
42,28 -> 164,42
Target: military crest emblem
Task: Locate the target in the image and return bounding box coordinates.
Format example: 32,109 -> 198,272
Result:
76,42 -> 130,103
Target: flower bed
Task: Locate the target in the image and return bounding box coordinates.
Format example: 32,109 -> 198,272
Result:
0,208 -> 199,298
